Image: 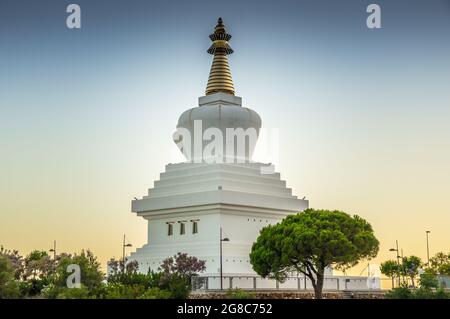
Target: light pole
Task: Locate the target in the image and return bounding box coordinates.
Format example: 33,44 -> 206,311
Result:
49,240 -> 56,260
122,234 -> 132,271
389,240 -> 401,287
219,227 -> 229,290
426,230 -> 431,266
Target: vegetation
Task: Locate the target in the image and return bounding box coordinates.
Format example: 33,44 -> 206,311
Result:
0,255 -> 20,298
380,260 -> 399,288
384,252 -> 450,299
429,252 -> 450,276
226,288 -> 255,299
386,269 -> 450,299
250,209 -> 379,299
381,255 -> 422,288
401,256 -> 422,287
0,246 -> 205,299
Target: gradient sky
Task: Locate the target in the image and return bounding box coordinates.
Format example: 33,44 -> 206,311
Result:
1,0 -> 449,274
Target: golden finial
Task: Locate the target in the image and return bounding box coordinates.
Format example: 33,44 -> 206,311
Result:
205,17 -> 235,96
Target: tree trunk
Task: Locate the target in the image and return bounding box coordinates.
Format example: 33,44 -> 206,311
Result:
314,270 -> 324,299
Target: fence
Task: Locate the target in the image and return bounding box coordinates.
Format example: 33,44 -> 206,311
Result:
192,275 -> 381,292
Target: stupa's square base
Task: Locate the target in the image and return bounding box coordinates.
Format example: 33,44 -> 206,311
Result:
130,162 -> 308,275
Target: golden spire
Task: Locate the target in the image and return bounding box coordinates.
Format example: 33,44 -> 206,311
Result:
205,17 -> 235,96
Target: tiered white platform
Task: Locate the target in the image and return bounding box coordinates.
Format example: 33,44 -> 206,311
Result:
129,162 -> 308,275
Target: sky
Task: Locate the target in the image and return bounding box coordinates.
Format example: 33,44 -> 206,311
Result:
0,0 -> 449,274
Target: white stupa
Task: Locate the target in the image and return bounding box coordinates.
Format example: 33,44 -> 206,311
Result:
129,18 -> 308,276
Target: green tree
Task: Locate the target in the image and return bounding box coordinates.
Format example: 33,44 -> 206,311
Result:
0,255 -> 20,299
0,246 -> 24,280
49,250 -> 104,298
419,268 -> 439,289
413,269 -> 450,299
380,260 -> 399,288
159,253 -> 206,277
429,252 -> 450,275
401,256 -> 422,287
22,250 -> 55,296
250,209 -> 379,299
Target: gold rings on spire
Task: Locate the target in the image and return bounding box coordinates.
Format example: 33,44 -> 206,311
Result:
205,18 -> 235,96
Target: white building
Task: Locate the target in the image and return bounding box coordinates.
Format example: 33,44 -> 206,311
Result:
128,18 -> 378,290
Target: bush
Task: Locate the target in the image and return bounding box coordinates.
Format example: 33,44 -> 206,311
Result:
41,284 -> 62,299
56,287 -> 90,299
162,273 -> 190,299
43,284 -> 91,299
0,280 -> 20,299
18,281 -> 32,297
385,286 -> 450,299
385,287 -> 412,299
138,287 -> 171,299
0,255 -> 20,299
413,287 -> 450,299
419,269 -> 439,289
108,271 -> 162,289
102,283 -> 146,299
226,288 -> 255,299
433,288 -> 450,299
53,250 -> 104,295
105,271 -> 189,299
26,278 -> 51,296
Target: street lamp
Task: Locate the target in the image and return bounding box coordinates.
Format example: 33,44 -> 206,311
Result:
220,227 -> 230,290
49,240 -> 56,260
122,234 -> 132,271
389,240 -> 401,287
426,231 -> 431,266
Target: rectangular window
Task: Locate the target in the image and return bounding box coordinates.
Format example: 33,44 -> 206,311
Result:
167,223 -> 173,236
192,221 -> 198,234
180,222 -> 185,235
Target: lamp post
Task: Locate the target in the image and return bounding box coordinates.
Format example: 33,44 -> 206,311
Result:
426,231 -> 431,266
122,234 -> 132,272
219,227 -> 230,290
49,240 -> 56,260
389,240 -> 401,287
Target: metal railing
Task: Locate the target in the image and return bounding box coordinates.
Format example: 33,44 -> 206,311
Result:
192,275 -> 382,292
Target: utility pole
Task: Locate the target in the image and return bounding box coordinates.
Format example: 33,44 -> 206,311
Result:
219,227 -> 230,290
122,234 -> 132,272
49,240 -> 56,259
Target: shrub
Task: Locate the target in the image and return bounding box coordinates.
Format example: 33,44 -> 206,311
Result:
433,288 -> 450,299
385,286 -> 450,299
56,287 -> 90,299
53,250 -> 104,295
385,287 -> 412,299
103,283 -> 146,299
163,273 -> 190,299
0,255 -> 20,299
41,284 -> 62,299
419,269 -> 439,289
108,271 -> 161,289
226,288 -> 255,299
138,287 -> 171,299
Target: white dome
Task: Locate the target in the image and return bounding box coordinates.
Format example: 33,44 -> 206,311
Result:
174,99 -> 261,163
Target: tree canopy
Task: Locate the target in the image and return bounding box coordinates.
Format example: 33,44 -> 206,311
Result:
430,252 -> 450,276
250,209 -> 379,298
